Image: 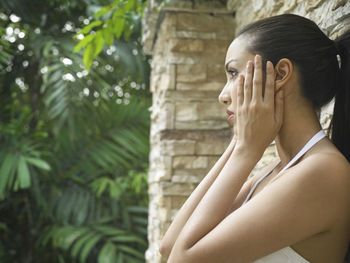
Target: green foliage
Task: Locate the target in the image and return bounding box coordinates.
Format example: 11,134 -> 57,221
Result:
0,0 -> 150,262
75,0 -> 146,70
0,20 -> 12,72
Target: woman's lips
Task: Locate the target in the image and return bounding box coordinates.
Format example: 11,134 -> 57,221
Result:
226,109 -> 234,115
226,109 -> 234,122
227,114 -> 234,122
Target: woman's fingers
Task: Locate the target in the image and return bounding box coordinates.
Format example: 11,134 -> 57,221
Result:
237,74 -> 244,106
234,55 -> 283,154
243,61 -> 253,104
252,55 -> 263,102
264,61 -> 275,107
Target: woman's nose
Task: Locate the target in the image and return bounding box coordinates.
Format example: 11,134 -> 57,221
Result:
218,92 -> 231,105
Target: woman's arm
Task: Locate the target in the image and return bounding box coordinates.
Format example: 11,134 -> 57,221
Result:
167,145 -> 261,261
159,135 -> 237,258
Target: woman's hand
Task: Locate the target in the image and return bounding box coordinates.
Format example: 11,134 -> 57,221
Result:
233,55 -> 284,158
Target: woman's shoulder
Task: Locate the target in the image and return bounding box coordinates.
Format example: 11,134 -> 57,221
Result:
300,150 -> 350,182
278,151 -> 350,216
273,138 -> 350,188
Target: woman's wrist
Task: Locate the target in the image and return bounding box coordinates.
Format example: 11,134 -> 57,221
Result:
224,135 -> 237,156
232,142 -> 264,163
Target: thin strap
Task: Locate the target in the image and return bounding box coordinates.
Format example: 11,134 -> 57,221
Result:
242,130 -> 327,205
242,162 -> 280,205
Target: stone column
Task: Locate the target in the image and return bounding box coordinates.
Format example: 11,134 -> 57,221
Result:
143,1 -> 236,262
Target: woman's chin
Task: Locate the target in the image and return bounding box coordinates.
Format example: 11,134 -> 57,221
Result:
227,117 -> 235,126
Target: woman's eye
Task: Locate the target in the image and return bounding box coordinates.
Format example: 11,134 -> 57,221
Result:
228,69 -> 238,78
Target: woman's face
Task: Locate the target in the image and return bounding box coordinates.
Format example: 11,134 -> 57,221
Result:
219,36 -> 256,126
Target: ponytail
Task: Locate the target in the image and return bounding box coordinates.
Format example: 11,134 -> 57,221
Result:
331,30 -> 350,164
332,30 -> 350,263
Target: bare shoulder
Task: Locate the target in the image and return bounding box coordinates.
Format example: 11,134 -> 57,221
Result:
272,152 -> 350,223
293,152 -> 350,188
275,152 -> 350,196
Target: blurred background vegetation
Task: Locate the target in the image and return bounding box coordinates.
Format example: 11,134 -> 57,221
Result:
0,0 -> 151,262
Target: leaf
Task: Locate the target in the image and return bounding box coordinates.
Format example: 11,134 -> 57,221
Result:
123,254 -> 142,263
17,156 -> 31,189
71,230 -> 96,259
94,5 -> 114,18
130,216 -> 148,226
44,80 -> 66,106
124,0 -> 135,11
0,154 -> 16,197
117,253 -> 124,263
123,22 -> 134,40
83,42 -> 95,71
25,157 -> 51,171
58,226 -> 87,250
117,245 -> 144,260
102,25 -> 114,47
80,235 -> 101,263
98,242 -> 117,263
93,225 -> 124,236
74,34 -> 95,53
42,40 -> 55,57
13,177 -> 19,192
109,234 -> 147,245
112,10 -> 125,39
108,181 -> 122,200
127,206 -> 148,214
122,208 -> 131,231
93,31 -> 105,57
76,20 -> 102,36
38,226 -> 57,246
70,190 -> 89,225
93,177 -> 110,197
134,225 -> 147,236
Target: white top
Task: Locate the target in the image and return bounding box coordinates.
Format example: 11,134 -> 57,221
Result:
241,129 -> 327,263
252,246 -> 310,263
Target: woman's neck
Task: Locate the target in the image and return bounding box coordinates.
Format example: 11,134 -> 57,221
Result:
274,100 -> 323,168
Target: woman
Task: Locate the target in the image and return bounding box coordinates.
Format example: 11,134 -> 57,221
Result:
159,14 -> 350,263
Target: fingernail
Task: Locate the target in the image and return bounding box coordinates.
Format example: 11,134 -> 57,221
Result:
247,61 -> 252,68
267,61 -> 272,70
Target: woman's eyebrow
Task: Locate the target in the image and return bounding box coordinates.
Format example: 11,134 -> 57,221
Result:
225,59 -> 238,72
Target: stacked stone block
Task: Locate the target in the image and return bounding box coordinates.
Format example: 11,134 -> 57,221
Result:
145,6 -> 236,263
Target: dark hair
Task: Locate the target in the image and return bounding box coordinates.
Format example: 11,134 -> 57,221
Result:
238,14 -> 350,262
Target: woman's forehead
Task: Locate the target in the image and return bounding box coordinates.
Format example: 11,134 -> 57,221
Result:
225,37 -> 254,66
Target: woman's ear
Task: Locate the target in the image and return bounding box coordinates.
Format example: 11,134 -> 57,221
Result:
274,58 -> 293,91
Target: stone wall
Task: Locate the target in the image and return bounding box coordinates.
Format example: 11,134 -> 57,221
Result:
143,2 -> 237,262
228,0 -> 350,38
143,0 -> 350,262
